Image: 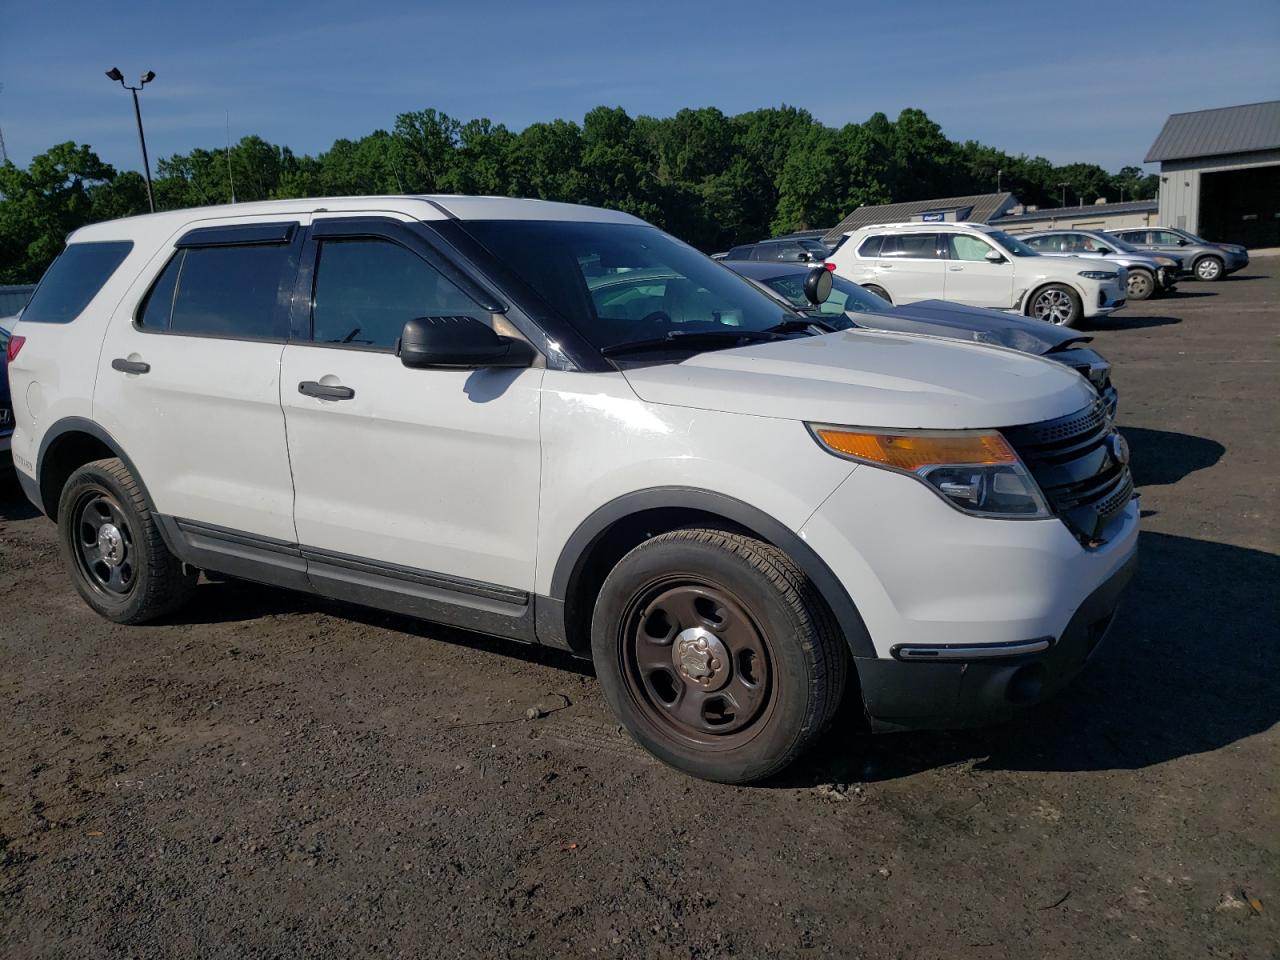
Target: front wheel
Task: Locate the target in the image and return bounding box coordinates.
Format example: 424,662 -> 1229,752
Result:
1126,269 -> 1155,300
1194,255 -> 1224,281
57,458 -> 196,624
591,529 -> 848,784
1028,283 -> 1082,327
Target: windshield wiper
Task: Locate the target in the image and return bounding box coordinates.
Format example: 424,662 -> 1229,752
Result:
601,328 -> 780,357
766,316 -> 837,334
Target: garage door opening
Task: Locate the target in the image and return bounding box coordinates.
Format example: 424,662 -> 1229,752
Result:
1199,165 -> 1280,248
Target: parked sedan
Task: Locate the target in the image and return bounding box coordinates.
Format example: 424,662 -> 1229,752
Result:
1107,227 -> 1248,281
724,237 -> 831,264
725,260 -> 1117,415
1021,229 -> 1180,300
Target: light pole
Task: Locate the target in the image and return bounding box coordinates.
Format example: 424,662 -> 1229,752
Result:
106,67 -> 157,212
1058,182 -> 1069,208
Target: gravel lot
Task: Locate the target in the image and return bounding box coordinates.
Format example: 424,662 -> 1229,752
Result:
2,265 -> 1276,959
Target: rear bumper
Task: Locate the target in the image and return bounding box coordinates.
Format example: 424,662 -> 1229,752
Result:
856,550 -> 1137,731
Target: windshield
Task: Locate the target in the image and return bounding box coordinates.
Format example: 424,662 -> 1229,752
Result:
762,273 -> 888,325
459,221 -> 800,353
985,230 -> 1039,257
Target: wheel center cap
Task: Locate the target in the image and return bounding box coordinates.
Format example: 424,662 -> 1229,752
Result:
672,627 -> 730,691
98,523 -> 124,566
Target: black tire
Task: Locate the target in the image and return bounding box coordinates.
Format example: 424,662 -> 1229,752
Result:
863,284 -> 892,304
591,528 -> 848,784
1193,255 -> 1224,281
56,457 -> 196,624
1027,283 -> 1082,327
1126,268 -> 1155,301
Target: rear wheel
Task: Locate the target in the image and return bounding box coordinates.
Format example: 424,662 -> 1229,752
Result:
1126,269 -> 1155,300
591,528 -> 847,784
862,284 -> 892,303
1194,255 -> 1224,281
1028,283 -> 1082,327
57,458 -> 196,624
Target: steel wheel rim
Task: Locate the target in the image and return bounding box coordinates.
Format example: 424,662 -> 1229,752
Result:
1128,272 -> 1152,298
1197,258 -> 1220,280
620,579 -> 775,749
1033,288 -> 1074,324
73,490 -> 136,597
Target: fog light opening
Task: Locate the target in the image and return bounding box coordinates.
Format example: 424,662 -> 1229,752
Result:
1005,663 -> 1047,705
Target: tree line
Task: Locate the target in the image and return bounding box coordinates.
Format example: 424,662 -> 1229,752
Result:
0,105 -> 1157,284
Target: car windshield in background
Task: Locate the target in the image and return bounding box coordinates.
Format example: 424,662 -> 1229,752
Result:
459,221 -> 799,354
762,273 -> 886,325
986,230 -> 1039,257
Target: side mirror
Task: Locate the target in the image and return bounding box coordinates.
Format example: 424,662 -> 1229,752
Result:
985,250 -> 1007,263
398,315 -> 535,369
803,266 -> 833,305
1176,239 -> 1187,246
1097,247 -> 1113,255
797,252 -> 813,262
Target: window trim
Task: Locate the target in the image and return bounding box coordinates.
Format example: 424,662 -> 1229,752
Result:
130,225 -> 302,344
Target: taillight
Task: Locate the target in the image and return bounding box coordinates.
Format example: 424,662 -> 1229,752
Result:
5,334 -> 24,363
824,262 -> 836,272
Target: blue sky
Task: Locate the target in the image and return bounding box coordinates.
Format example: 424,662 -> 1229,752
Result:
2,0 -> 1278,174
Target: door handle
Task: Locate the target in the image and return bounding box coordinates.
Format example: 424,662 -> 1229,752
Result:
948,266 -> 965,272
298,380 -> 355,401
111,358 -> 151,374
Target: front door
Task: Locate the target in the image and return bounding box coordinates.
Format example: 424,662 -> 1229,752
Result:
942,233 -> 1015,308
278,216 -> 544,618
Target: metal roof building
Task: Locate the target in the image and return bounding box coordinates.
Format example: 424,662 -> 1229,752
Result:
990,199 -> 1158,234
820,192 -> 1017,245
1146,100 -> 1280,247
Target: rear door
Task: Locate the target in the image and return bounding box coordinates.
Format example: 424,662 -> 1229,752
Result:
942,233 -> 1015,308
95,217 -> 305,544
876,233 -> 945,302
278,215 -> 544,610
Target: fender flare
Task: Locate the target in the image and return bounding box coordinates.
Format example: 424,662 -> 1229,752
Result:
548,486 -> 875,658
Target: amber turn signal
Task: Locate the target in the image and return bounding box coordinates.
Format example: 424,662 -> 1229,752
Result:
811,427 -> 1017,472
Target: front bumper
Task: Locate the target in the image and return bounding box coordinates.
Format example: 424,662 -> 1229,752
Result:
1156,266 -> 1179,291
855,551 -> 1135,730
799,462 -> 1139,730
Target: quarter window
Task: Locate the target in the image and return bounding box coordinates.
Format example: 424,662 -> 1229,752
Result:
21,241 -> 134,324
857,235 -> 884,258
311,238 -> 479,349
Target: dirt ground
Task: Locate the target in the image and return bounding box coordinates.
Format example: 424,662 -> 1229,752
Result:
2,265 -> 1276,960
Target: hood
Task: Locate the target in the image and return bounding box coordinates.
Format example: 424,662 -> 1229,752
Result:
622,329 -> 1096,430
859,300 -> 1087,354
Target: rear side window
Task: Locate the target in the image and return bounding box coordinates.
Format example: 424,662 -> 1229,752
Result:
136,244 -> 291,340
21,241 -> 134,324
882,234 -> 941,259
857,235 -> 884,257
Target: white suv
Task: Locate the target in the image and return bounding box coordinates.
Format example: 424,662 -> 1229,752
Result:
828,222 -> 1127,327
6,196 -> 1138,783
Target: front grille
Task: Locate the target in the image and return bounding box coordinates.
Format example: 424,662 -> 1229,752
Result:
1003,400 -> 1133,544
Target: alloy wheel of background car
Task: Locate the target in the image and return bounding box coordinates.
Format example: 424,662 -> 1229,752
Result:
1126,270 -> 1154,300
1195,256 -> 1224,281
1030,285 -> 1081,327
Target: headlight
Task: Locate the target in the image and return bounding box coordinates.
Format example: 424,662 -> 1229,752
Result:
1155,256 -> 1177,267
1078,270 -> 1117,280
808,426 -> 1050,518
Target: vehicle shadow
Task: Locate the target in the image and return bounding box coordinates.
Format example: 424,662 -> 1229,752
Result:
1122,426 -> 1225,487
165,575 -> 596,678
783,529 -> 1279,786
1090,314 -> 1182,330
1162,289 -> 1217,299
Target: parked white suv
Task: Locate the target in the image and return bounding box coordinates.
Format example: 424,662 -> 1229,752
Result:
828,222 -> 1127,327
7,196 -> 1138,783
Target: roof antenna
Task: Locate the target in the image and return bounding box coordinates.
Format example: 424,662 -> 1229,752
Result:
225,110 -> 236,204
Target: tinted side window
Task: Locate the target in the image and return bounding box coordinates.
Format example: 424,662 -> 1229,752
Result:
1025,236 -> 1054,251
883,234 -> 940,259
725,246 -> 752,260
1152,231 -> 1183,245
164,245 -> 291,339
137,253 -> 183,329
21,241 -> 134,324
947,234 -> 996,262
857,235 -> 884,258
312,238 -> 479,349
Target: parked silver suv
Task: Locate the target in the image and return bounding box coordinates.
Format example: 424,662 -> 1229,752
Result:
1021,230 -> 1179,301
1108,227 -> 1248,281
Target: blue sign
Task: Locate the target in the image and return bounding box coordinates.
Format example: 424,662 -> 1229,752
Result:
921,212 -> 945,222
